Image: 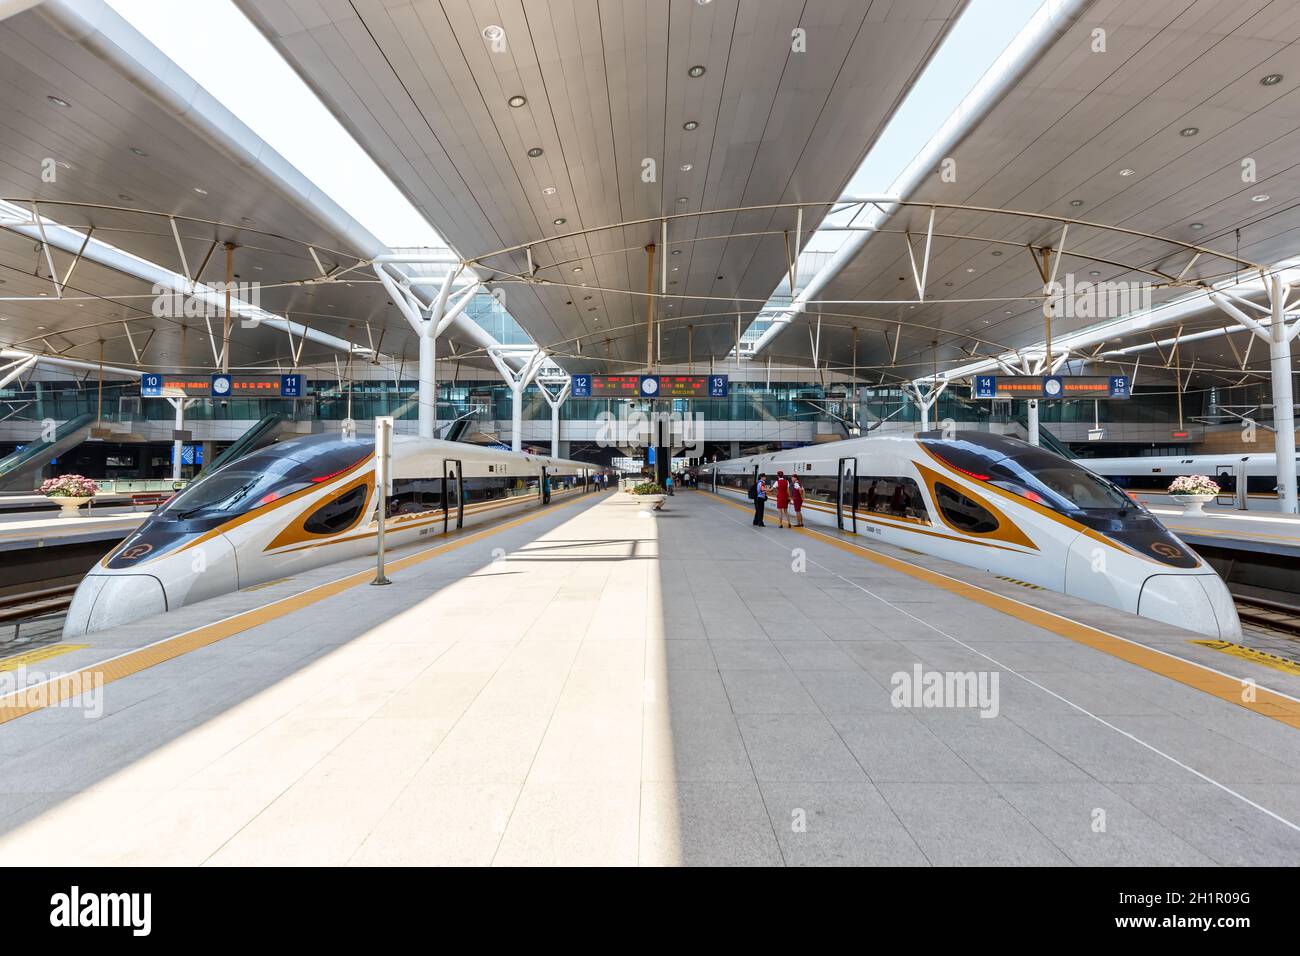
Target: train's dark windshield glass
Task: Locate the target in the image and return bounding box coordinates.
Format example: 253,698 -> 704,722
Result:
922,435 -> 1134,515
159,436 -> 372,521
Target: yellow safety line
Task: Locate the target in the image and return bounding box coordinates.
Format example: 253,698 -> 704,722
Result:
0,644 -> 87,671
1191,640 -> 1300,677
709,491 -> 1300,729
0,492 -> 599,726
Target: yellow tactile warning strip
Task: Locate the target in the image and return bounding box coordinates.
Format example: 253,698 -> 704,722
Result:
1191,640 -> 1300,677
0,644 -> 86,671
0,492 -> 598,726
710,492 -> 1300,730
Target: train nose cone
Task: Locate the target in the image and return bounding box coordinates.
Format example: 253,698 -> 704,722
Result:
63,574 -> 167,638
1138,573 -> 1241,639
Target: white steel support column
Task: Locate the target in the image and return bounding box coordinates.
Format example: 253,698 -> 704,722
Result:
168,397 -> 184,481
488,349 -> 547,452
417,332 -> 437,438
904,379 -> 948,432
1026,399 -> 1040,446
1212,276 -> 1299,512
539,378 -> 572,457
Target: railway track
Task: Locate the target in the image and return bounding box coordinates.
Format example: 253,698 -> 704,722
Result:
1233,593 -> 1300,639
0,583 -> 76,639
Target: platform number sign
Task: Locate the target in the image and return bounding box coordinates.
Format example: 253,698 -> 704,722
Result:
708,375 -> 729,397
974,375 -> 997,399
280,374 -> 304,398
211,374 -> 233,398
141,373 -> 163,397
1108,376 -> 1130,399
571,375 -> 591,398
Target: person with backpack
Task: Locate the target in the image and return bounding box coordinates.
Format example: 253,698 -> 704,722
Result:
665,473 -> 674,496
749,472 -> 768,526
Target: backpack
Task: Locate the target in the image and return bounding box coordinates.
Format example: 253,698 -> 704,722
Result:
747,483 -> 756,501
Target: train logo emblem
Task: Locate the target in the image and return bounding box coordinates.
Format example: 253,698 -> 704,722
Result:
1150,541 -> 1182,560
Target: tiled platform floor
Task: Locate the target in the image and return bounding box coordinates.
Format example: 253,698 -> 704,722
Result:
0,489 -> 1298,866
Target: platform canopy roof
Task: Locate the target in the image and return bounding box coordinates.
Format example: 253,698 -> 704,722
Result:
759,0 -> 1300,389
235,0 -> 970,373
0,0 -> 500,376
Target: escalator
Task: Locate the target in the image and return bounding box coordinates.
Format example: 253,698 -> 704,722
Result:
0,412 -> 96,491
198,412 -> 285,479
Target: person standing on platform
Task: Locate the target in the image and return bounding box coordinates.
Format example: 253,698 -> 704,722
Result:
542,473 -> 552,504
774,470 -> 791,528
751,472 -> 768,526
791,474 -> 805,527
666,473 -> 675,496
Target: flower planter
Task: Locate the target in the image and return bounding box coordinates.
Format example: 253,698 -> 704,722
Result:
1171,493 -> 1214,517
47,495 -> 92,518
637,494 -> 667,511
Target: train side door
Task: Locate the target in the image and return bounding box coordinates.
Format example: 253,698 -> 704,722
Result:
1214,464 -> 1234,510
837,457 -> 857,533
443,459 -> 463,532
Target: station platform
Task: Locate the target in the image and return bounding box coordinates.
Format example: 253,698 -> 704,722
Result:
1140,500 -> 1300,560
1,488 -> 1299,866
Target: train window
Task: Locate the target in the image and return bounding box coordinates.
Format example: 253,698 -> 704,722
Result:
933,482 -> 999,534
859,476 -> 929,523
389,478 -> 442,516
304,485 -> 369,535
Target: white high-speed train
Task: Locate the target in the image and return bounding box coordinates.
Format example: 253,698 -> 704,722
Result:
1078,452 -> 1296,496
64,433 -> 601,637
706,431 -> 1240,638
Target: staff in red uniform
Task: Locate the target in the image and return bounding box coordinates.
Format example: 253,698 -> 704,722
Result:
774,470 -> 791,528
790,475 -> 805,527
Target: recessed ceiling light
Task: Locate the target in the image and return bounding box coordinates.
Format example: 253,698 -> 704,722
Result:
47,95 -> 71,108
527,147 -> 543,158
672,266 -> 679,271
508,95 -> 527,108
118,193 -> 133,202
683,120 -> 699,131
541,186 -> 557,195
583,295 -> 592,300
482,25 -> 504,42
671,250 -> 681,255
680,163 -> 693,171
572,266 -> 583,273
553,217 -> 566,225
1089,270 -> 1101,276
1004,310 -> 1012,315
991,250 -> 1003,257
193,187 -> 208,194
1252,194 -> 1270,202
1189,222 -> 1204,230
1261,73 -> 1284,86
587,307 -> 596,312
241,217 -> 255,224
688,65 -> 706,78
1118,168 -> 1135,176
965,267 -> 975,273
130,147 -> 148,156
1069,199 -> 1084,207
1179,127 -> 1199,137
943,281 -> 953,287
676,196 -> 688,204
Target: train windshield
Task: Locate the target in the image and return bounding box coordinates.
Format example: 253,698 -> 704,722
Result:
160,435 -> 372,521
922,436 -> 1135,516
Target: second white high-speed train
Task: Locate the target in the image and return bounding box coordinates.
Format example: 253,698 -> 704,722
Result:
64,433 -> 602,637
706,431 -> 1239,638
1078,451 -> 1296,496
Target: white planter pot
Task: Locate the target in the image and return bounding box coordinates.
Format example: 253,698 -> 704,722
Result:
636,494 -> 667,511
48,495 -> 91,518
1171,493 -> 1214,516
